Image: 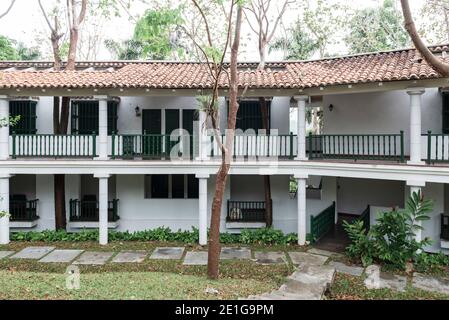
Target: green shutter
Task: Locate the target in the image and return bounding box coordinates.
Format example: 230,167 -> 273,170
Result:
233,100 -> 271,132
108,101 -> 118,135
71,101 -> 99,135
9,100 -> 37,134
443,93 -> 449,134
165,109 -> 179,135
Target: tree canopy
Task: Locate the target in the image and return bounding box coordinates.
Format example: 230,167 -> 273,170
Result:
345,0 -> 409,54
0,35 -> 40,60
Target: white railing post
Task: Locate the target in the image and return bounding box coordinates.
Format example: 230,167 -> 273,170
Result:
196,173 -> 209,245
94,96 -> 109,160
406,88 -> 425,165
294,95 -> 309,161
0,174 -> 11,245
95,173 -> 110,245
0,95 -> 10,160
295,174 -> 308,245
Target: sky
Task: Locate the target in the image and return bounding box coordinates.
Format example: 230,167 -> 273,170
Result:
0,0 -> 427,61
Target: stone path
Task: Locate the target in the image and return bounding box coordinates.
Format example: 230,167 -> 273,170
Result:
112,251 -> 147,263
289,252 -> 328,266
0,251 -> 15,259
183,251 -> 208,265
254,251 -> 286,265
329,261 -> 364,277
221,247 -> 251,260
39,249 -> 84,263
73,251 -> 114,265
412,273 -> 449,295
150,247 -> 184,260
10,247 -> 55,260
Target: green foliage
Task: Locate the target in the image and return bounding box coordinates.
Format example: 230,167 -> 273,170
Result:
0,35 -> 40,61
345,0 -> 409,54
104,39 -> 144,60
414,252 -> 449,273
10,227 -> 298,245
343,191 -> 433,269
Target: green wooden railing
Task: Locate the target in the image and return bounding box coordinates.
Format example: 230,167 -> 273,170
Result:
308,132 -> 404,162
424,131 -> 449,164
11,133 -> 96,158
111,134 -> 195,159
210,133 -> 296,159
441,213 -> 449,241
10,199 -> 39,221
69,199 -> 119,222
359,205 -> 371,232
310,201 -> 336,243
227,200 -> 271,223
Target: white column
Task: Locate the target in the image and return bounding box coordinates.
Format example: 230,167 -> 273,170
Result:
407,180 -> 426,243
196,174 -> 209,245
295,174 -> 308,245
95,96 -> 109,160
407,88 -> 425,165
0,96 -> 9,160
294,96 -> 308,161
0,175 -> 11,245
95,174 -> 110,245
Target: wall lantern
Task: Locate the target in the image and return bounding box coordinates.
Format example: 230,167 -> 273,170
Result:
289,96 -> 297,108
328,104 -> 334,112
135,106 -> 141,117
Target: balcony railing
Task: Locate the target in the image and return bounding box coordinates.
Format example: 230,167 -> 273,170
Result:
226,200 -> 271,223
111,134 -> 196,159
11,133 -> 96,158
308,132 -> 405,162
69,199 -> 120,222
10,199 -> 39,221
424,131 -> 449,164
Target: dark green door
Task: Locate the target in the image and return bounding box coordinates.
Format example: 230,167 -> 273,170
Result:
183,110 -> 197,158
142,109 -> 162,158
166,110 -> 180,157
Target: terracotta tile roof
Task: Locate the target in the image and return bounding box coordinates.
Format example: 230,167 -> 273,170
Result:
1,45 -> 448,90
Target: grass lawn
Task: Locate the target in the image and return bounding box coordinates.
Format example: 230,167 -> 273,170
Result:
0,270 -> 278,300
327,273 -> 449,300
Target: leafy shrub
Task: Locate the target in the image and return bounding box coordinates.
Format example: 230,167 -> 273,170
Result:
414,252 -> 449,273
343,191 -> 433,270
10,227 -> 297,245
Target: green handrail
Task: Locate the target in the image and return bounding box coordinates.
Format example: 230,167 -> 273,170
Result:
423,131 -> 449,164
310,201 -> 335,243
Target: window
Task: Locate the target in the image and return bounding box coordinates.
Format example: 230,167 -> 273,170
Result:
144,174 -> 199,199
232,100 -> 271,132
9,100 -> 37,134
71,100 -> 118,135
443,92 -> 449,134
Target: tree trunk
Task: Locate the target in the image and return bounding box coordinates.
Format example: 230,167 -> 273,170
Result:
53,97 -> 60,134
54,174 -> 66,230
400,0 -> 449,76
207,4 -> 243,280
259,97 -> 272,227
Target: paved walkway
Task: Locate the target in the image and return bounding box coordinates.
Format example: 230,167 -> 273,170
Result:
1,246 -> 448,299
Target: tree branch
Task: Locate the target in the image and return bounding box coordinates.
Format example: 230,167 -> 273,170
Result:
0,0 -> 15,20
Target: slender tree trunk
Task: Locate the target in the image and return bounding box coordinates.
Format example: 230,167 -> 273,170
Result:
259,97 -> 272,227
207,4 -> 243,280
54,174 -> 66,230
53,97 -> 60,134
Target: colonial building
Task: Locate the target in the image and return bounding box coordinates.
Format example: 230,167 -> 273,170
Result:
0,45 -> 448,254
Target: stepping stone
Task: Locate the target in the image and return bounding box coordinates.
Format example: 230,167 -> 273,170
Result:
73,251 -> 114,265
0,251 -> 15,259
112,251 -> 147,263
364,265 -> 406,291
149,247 -> 185,260
10,247 -> 55,260
39,249 -> 83,263
278,280 -> 326,300
329,261 -> 364,277
289,264 -> 336,286
183,251 -> 208,265
220,247 -> 251,260
307,248 -> 343,258
412,273 -> 449,295
254,251 -> 286,265
288,252 -> 328,266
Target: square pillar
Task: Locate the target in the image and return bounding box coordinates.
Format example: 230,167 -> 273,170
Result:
294,96 -> 308,161
0,96 -> 10,160
196,110 -> 209,161
406,180 -> 426,243
295,174 -> 308,245
406,88 -> 425,165
196,174 -> 209,245
0,175 -> 11,245
95,173 -> 110,245
95,96 -> 109,160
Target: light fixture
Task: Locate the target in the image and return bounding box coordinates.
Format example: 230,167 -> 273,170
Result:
289,189 -> 297,199
289,96 -> 297,108
328,104 -> 334,112
135,106 -> 141,117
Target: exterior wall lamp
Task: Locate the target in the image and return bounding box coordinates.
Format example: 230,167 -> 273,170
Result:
135,106 -> 141,117
328,104 -> 334,112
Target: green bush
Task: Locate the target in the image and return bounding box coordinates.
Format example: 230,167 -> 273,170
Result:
414,252 -> 449,273
10,227 -> 298,245
343,191 -> 433,270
